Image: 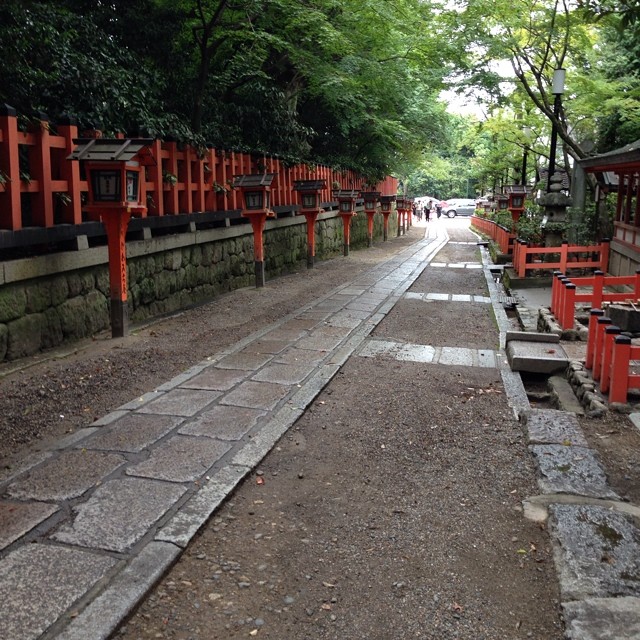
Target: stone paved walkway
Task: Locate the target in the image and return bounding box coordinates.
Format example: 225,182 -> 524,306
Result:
2,220 -> 640,640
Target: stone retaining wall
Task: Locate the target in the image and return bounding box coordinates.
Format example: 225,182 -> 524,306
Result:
0,209 -> 394,362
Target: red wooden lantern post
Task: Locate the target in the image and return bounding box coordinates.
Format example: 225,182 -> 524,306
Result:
361,190 -> 381,247
506,184 -> 527,224
396,196 -> 407,236
233,173 -> 276,287
379,195 -> 396,241
336,189 -> 359,256
68,138 -> 153,338
293,179 -> 326,268
496,194 -> 509,214
406,198 -> 414,230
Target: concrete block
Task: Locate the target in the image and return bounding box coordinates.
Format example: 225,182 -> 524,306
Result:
506,339 -> 569,374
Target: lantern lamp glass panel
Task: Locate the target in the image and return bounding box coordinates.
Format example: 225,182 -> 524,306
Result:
302,193 -> 317,209
92,170 -> 121,202
499,200 -> 508,210
381,202 -> 391,212
245,191 -> 263,209
126,170 -> 139,202
512,196 -> 524,207
340,200 -> 353,212
364,200 -> 376,211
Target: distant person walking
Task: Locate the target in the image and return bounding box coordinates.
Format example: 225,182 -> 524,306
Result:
435,201 -> 443,219
423,205 -> 429,222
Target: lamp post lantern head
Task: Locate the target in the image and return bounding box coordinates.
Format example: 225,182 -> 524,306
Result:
552,68 -> 566,95
505,184 -> 527,222
497,194 -> 509,211
233,173 -> 276,216
336,188 -> 359,214
293,179 -> 326,212
68,138 -> 154,214
361,190 -> 381,212
379,195 -> 396,213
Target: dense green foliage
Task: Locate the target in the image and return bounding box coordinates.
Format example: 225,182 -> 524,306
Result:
0,0 -> 638,195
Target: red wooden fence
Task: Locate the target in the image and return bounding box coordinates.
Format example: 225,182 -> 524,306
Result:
512,239 -> 610,278
551,267 -> 639,330
470,215 -> 515,254
0,108 -> 397,233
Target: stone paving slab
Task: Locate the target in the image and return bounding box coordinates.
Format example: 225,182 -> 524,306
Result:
7,450 -> 125,501
439,346 -> 475,366
179,366 -> 247,391
179,405 -> 265,440
522,408 -> 588,446
135,388 -> 221,416
550,504 -> 640,601
0,500 -> 59,550
241,338 -> 290,354
57,541 -> 182,640
220,380 -> 292,411
563,596 -> 640,640
295,333 -> 347,351
0,544 -> 117,640
83,414 -> 183,453
214,350 -> 274,371
274,346 -> 327,366
251,362 -> 314,384
155,465 -> 250,548
52,477 -> 187,553
531,444 -> 619,499
126,435 -> 231,482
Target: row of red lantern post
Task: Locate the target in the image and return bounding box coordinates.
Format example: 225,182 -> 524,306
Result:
67,138 -> 403,339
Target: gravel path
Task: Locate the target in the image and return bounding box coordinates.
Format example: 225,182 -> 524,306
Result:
3,218 -> 639,639
115,221 -> 564,639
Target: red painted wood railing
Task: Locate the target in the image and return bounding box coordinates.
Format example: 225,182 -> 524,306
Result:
551,268 -> 640,330
0,109 -> 397,232
513,239 -> 610,279
608,335 -> 640,404
470,215 -> 516,254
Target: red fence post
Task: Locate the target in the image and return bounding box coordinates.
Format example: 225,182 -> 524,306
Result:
591,270 -> 605,310
550,271 -> 563,315
559,240 -> 569,273
56,116 -> 83,225
30,114 -> 54,227
561,282 -> 576,329
0,105 -> 21,230
586,308 -> 604,370
592,315 -> 613,381
609,336 -> 632,404
599,238 -> 610,272
600,325 -> 622,394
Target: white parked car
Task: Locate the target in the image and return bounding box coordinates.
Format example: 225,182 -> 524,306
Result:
443,198 -> 477,218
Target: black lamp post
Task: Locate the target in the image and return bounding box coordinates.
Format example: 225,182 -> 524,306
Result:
547,68 -> 566,193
